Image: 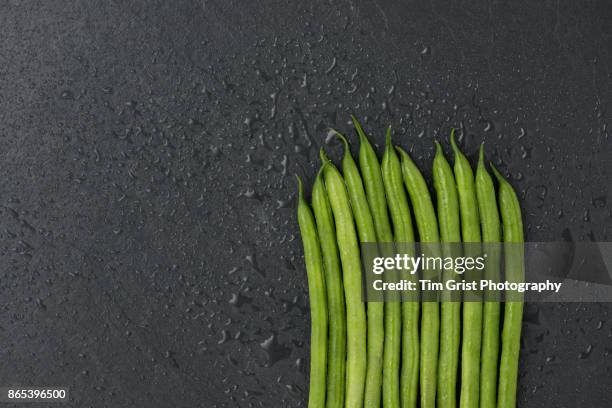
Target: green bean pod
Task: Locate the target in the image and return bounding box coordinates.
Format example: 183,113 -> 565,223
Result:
491,164 -> 524,408
397,146 -> 440,408
321,148 -> 367,408
353,117 -> 394,244
474,145 -> 501,408
450,132 -> 483,408
352,120 -> 402,408
333,131 -> 383,408
433,141 -> 461,408
312,167 -> 347,408
297,176 -> 328,408
382,130 -> 418,408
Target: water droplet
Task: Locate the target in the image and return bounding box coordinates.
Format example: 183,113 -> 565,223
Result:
60,90 -> 74,100
592,196 -> 606,208
325,57 -> 337,74
325,129 -> 337,144
520,145 -> 531,159
242,188 -> 262,201
260,334 -> 291,367
218,330 -> 229,344
578,344 -> 593,359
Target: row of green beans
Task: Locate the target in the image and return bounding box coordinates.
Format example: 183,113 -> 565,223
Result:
297,120 -> 524,408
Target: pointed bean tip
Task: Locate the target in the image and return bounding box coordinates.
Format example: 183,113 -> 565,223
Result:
351,116 -> 368,143
434,140 -> 443,155
319,147 -> 330,163
478,143 -> 485,166
489,162 -> 505,182
332,129 -> 350,152
449,128 -> 459,152
296,175 -> 304,198
315,164 -> 324,180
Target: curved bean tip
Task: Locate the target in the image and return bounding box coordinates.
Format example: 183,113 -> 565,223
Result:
331,128 -> 350,152
489,162 -> 506,183
296,175 -> 304,200
478,143 -> 485,168
449,128 -> 460,154
394,145 -> 408,158
315,164 -> 325,181
319,147 -> 330,164
434,140 -> 443,157
351,115 -> 368,144
384,127 -> 393,151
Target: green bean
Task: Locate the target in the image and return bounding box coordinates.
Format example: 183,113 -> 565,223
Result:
491,164 -> 524,408
397,146 -> 440,408
450,131 -> 482,408
397,148 -> 440,243
333,131 -> 383,408
334,132 -> 377,245
450,132 -> 481,243
352,120 -> 400,408
312,167 -> 346,408
297,176 -> 328,408
474,145 -> 501,408
321,148 -> 367,408
433,141 -> 461,408
352,117 -> 394,243
381,130 -> 418,408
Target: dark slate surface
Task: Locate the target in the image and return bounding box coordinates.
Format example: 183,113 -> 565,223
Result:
0,1 -> 610,407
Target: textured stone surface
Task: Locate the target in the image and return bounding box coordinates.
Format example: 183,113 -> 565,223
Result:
0,1 -> 610,407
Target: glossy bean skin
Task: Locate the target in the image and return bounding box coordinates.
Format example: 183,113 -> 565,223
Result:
381,131 -> 419,408
297,176 -> 329,408
353,118 -> 394,244
334,132 -> 384,408
450,132 -> 482,408
474,145 -> 501,408
352,121 -> 401,408
433,142 -> 461,408
397,146 -> 440,408
491,164 -> 524,408
321,149 -> 367,408
312,168 -> 347,408
335,132 -> 377,246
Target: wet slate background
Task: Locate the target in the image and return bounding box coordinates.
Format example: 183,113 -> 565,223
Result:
0,1 -> 611,407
